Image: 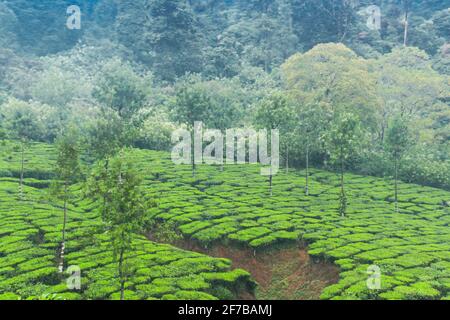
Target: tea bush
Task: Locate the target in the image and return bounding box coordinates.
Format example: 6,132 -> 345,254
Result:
0,143 -> 252,300
1,142 -> 450,299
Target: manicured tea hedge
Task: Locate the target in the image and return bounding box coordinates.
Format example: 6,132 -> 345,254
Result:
128,149 -> 450,300
0,142 -> 253,300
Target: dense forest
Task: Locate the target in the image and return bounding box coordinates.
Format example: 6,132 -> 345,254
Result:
0,0 -> 449,301
1,0 -> 449,188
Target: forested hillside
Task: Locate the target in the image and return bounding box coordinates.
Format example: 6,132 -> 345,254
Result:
2,1 -> 450,75
1,0 -> 449,189
0,0 -> 449,301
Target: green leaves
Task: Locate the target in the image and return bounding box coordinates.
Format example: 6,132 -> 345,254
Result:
254,91 -> 295,131
385,116 -> 412,158
323,112 -> 363,164
93,58 -> 150,122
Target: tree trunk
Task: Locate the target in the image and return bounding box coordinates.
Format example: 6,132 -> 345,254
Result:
191,131 -> 196,177
285,144 -> 289,174
394,155 -> 399,213
340,152 -> 346,218
20,141 -> 24,200
119,247 -> 125,300
403,1 -> 409,46
59,181 -> 68,273
269,173 -> 273,197
380,109 -> 388,144
305,141 -> 309,196
102,158 -> 109,220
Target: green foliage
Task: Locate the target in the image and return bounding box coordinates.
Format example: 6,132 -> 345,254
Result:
324,112 -> 363,166
135,113 -> 177,151
1,98 -> 44,142
53,129 -> 82,186
116,0 -> 202,81
324,112 -> 363,216
85,111 -> 125,161
0,143 -> 252,300
282,43 -> 380,132
93,58 -> 150,122
87,150 -> 155,299
1,0 -> 449,303
170,75 -> 212,129
254,91 -> 295,132
150,221 -> 183,244
385,117 -> 412,159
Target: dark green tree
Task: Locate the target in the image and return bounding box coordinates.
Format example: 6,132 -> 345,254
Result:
86,150 -> 153,300
116,0 -> 203,81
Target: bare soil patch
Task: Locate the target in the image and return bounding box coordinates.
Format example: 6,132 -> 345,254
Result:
155,236 -> 339,300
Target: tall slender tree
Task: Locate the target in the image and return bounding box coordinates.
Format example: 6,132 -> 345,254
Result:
5,102 -> 41,199
385,116 -> 412,212
254,92 -> 295,195
403,0 -> 410,46
296,104 -> 323,196
51,128 -> 81,273
324,112 -> 362,217
171,78 -> 211,176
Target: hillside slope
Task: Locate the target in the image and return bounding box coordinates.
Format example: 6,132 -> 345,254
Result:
0,141 -> 253,300
1,141 -> 450,300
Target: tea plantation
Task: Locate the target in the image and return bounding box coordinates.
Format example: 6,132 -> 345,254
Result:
0,141 -> 253,300
1,141 -> 450,300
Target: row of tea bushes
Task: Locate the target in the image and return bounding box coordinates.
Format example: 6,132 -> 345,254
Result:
0,142 -> 253,300
128,149 -> 450,300
2,141 -> 450,299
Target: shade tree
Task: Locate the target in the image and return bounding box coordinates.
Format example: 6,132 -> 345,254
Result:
2,99 -> 43,199
50,128 -> 82,272
86,150 -> 153,300
254,91 -> 295,195
323,112 -> 364,217
282,43 -> 381,161
385,116 -> 413,212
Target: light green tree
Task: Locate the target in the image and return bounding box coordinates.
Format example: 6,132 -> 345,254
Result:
3,99 -> 43,199
375,47 -> 447,145
170,76 -> 211,176
282,43 -> 381,133
254,91 -> 295,195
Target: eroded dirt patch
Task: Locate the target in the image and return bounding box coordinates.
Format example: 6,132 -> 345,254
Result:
158,237 -> 340,300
